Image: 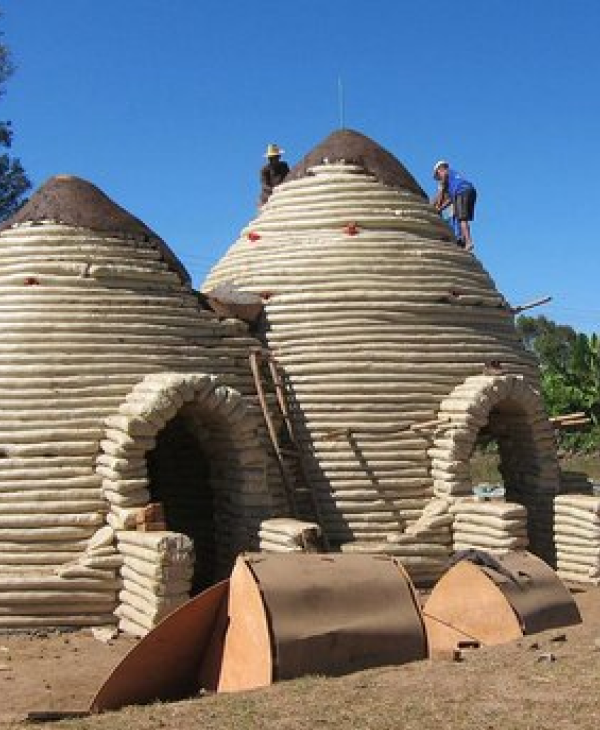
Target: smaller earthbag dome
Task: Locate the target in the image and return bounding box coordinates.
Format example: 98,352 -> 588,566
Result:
0,176 -> 284,630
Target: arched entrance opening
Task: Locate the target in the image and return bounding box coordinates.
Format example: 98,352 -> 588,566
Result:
146,412 -> 214,593
430,374 -> 560,563
99,373 -> 283,598
469,428 -> 504,495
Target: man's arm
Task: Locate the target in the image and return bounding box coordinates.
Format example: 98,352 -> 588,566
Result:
431,182 -> 450,212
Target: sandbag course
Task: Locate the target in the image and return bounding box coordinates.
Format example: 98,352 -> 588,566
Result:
450,498 -> 529,554
554,494 -> 600,585
0,525 -> 121,628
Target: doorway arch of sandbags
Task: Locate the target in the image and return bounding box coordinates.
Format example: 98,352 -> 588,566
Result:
428,373 -> 560,562
96,371 -> 282,584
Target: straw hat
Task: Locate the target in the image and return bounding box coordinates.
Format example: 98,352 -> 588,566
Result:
265,143 -> 285,158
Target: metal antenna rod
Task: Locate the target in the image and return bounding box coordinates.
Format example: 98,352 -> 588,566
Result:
338,76 -> 345,129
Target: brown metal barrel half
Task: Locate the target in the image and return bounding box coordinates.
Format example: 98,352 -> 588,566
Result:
423,551 -> 581,654
91,552 -> 427,710
218,552 -> 427,690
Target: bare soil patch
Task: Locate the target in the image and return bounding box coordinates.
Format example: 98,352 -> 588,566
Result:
0,589 -> 599,730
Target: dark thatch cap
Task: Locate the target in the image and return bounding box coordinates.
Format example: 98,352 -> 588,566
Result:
0,175 -> 190,283
286,128 -> 427,199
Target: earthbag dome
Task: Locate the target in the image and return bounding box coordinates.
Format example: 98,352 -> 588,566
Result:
204,129 -> 561,576
0,175 -> 285,630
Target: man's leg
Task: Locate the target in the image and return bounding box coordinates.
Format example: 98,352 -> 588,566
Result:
460,220 -> 473,250
455,188 -> 476,251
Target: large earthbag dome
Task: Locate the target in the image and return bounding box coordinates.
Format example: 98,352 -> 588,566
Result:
0,176 -> 285,630
204,129 -> 561,577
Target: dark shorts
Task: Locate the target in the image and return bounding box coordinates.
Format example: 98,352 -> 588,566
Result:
454,187 -> 477,221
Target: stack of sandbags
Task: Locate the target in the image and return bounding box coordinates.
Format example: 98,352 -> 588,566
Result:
554,494 -> 600,585
259,517 -> 323,552
339,499 -> 453,585
385,498 -> 453,584
115,531 -> 194,637
451,499 -> 529,554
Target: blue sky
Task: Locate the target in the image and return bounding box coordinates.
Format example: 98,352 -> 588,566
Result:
1,1 -> 599,332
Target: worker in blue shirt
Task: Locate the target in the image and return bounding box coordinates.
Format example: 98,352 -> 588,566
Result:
432,161 -> 477,251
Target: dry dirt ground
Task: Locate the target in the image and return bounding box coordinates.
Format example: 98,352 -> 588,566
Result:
0,588 -> 599,730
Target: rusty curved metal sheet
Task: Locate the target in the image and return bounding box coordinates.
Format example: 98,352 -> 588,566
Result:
424,551 -> 581,654
424,560 -> 523,652
240,552 -> 427,681
90,580 -> 228,713
216,556 -> 273,692
481,551 -> 581,634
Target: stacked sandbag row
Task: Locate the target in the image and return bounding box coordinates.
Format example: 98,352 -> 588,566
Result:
450,499 -> 529,554
0,176 -> 283,628
0,526 -> 121,628
115,530 -> 195,636
204,129 -> 549,560
259,517 -> 323,552
554,494 -> 600,585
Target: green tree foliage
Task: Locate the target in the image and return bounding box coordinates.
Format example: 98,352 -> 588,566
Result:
0,14 -> 31,221
516,315 -> 600,451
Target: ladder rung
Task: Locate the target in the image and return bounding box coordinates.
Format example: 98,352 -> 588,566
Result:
279,447 -> 301,459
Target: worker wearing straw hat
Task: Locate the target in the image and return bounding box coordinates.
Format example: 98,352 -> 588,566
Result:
432,160 -> 477,251
260,143 -> 290,205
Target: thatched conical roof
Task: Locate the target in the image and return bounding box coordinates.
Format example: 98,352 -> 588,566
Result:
286,128 -> 428,198
1,175 -> 190,283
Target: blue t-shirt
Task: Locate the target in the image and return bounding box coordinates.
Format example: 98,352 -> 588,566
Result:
447,169 -> 473,199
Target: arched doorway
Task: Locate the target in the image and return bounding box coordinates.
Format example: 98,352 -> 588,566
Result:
98,372 -> 284,594
429,374 -> 560,563
146,412 -> 213,592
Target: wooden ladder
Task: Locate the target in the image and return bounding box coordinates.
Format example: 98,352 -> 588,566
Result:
249,347 -> 329,549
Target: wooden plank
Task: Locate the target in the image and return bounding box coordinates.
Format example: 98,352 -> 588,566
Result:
511,295 -> 552,314
267,355 -> 330,549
